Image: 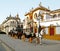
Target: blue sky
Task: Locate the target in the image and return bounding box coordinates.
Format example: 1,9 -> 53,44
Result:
0,0 -> 60,24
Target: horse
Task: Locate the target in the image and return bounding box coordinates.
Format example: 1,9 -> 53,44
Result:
21,32 -> 36,43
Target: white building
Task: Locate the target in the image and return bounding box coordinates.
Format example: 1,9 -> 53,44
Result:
24,3 -> 60,40
1,14 -> 21,34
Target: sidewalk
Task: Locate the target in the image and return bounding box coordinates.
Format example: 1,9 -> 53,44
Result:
0,34 -> 60,51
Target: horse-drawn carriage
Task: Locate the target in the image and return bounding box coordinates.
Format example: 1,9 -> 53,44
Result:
8,29 -> 22,39
8,29 -> 36,42
8,25 -> 44,43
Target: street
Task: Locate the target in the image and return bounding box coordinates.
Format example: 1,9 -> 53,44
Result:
0,42 -> 6,51
0,34 -> 60,51
0,40 -> 12,51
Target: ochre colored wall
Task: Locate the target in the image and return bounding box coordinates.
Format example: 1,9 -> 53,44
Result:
43,26 -> 60,40
43,34 -> 60,40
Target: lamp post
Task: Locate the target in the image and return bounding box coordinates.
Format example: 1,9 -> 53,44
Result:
37,15 -> 42,44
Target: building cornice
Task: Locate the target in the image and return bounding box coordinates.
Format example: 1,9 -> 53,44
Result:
2,16 -> 20,24
25,5 -> 51,16
51,9 -> 60,14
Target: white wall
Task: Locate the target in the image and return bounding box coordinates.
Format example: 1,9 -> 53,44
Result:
40,19 -> 60,27
23,15 -> 29,29
3,19 -> 17,34
45,27 -> 48,34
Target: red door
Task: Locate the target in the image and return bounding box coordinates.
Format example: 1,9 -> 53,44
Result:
50,27 -> 54,36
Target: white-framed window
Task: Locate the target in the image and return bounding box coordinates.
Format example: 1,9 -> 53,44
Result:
56,27 -> 60,34
46,14 -> 52,19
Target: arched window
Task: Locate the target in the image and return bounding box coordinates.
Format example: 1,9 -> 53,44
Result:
38,12 -> 41,16
34,13 -> 37,19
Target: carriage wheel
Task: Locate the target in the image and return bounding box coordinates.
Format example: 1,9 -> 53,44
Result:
14,34 -> 18,39
29,37 -> 33,43
36,37 -> 40,44
21,35 -> 26,41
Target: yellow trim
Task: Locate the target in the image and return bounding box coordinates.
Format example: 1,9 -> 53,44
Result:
43,34 -> 60,40
54,26 -> 56,35
48,26 -> 50,35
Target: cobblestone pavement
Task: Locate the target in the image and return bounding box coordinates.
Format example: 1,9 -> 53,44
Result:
0,40 -> 12,51
0,34 -> 60,51
0,41 -> 7,51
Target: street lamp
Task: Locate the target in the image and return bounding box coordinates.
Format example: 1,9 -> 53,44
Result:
37,14 -> 42,44
37,17 -> 41,34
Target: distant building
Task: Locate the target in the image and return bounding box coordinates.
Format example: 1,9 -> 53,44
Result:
24,3 -> 60,40
23,17 -> 30,33
1,14 -> 22,34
